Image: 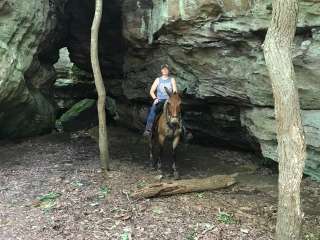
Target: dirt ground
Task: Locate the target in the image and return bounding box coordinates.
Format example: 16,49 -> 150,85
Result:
0,127 -> 319,240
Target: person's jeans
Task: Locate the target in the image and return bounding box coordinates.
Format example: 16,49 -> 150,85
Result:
145,100 -> 165,131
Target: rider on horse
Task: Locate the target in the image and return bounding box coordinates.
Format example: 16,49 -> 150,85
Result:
143,64 -> 192,141
143,64 -> 175,136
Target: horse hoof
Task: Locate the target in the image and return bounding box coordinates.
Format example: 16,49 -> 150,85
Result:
173,171 -> 180,180
143,162 -> 152,169
154,174 -> 163,181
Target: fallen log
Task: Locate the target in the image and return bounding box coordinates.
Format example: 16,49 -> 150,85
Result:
131,174 -> 237,199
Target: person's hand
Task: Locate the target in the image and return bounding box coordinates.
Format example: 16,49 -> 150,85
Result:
153,98 -> 159,104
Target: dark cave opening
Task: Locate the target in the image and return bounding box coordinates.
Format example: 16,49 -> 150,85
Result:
63,0 -> 125,84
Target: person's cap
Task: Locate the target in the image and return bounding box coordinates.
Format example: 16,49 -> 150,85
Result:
160,64 -> 169,70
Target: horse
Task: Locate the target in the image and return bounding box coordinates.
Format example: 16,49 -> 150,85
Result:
149,87 -> 183,179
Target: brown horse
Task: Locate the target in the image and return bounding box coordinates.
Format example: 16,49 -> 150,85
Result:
149,87 -> 183,179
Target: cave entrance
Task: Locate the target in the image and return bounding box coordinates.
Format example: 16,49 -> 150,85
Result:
50,0 -> 274,175
51,0 -> 125,131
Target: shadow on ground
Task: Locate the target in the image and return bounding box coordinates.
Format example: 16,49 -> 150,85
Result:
0,127 -> 319,240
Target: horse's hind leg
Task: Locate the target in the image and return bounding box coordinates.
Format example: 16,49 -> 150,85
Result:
172,135 -> 180,180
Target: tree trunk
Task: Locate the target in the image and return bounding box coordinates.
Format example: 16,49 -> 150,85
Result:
263,1 -> 306,239
131,175 -> 236,199
90,0 -> 110,174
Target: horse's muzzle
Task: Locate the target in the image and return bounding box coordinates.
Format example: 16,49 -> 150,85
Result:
170,117 -> 180,126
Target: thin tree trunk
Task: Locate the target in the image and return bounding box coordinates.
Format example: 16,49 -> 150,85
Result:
263,1 -> 306,239
91,0 -> 110,174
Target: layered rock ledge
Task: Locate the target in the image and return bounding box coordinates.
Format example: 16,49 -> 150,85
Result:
121,0 -> 320,179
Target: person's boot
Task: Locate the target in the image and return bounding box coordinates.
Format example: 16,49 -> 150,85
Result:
143,129 -> 151,137
143,122 -> 153,137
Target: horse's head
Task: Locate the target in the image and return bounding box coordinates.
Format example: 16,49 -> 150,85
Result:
164,87 -> 183,127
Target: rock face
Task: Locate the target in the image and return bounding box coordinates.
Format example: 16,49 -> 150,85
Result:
122,0 -> 320,107
0,0 -> 124,138
242,109 -> 320,180
1,0 -> 320,179
121,0 -> 320,179
0,0 -> 68,138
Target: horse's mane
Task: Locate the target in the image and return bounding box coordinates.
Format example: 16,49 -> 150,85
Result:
163,100 -> 170,125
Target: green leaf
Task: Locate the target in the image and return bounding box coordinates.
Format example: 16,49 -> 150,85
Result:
216,211 -> 236,224
185,228 -> 197,240
121,232 -> 130,240
136,180 -> 147,189
196,192 -> 205,198
36,192 -> 61,211
152,207 -> 164,214
98,186 -> 110,199
37,192 -> 61,202
71,180 -> 84,187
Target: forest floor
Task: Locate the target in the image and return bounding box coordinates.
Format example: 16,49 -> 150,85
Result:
0,126 -> 319,240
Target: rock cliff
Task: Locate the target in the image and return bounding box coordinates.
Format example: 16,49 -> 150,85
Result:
1,0 -> 320,179
0,0 -> 68,137
121,0 -> 320,179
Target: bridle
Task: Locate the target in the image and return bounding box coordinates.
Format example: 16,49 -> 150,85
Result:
164,100 -> 182,130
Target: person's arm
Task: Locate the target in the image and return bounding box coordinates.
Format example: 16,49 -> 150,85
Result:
171,78 -> 177,93
150,78 -> 159,101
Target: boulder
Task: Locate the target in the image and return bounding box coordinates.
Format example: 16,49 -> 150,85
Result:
57,99 -> 97,132
57,97 -> 119,132
242,108 -> 320,181
0,0 -> 68,138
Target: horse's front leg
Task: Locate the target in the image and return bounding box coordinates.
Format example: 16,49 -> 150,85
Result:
148,136 -> 155,169
157,134 -> 165,175
172,134 -> 180,180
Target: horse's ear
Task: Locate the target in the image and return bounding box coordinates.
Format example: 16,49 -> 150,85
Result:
164,86 -> 172,97
179,88 -> 187,96
182,88 -> 187,95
